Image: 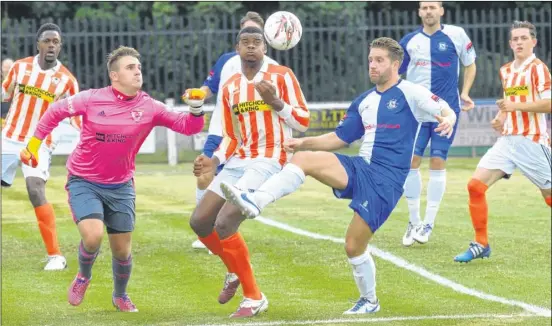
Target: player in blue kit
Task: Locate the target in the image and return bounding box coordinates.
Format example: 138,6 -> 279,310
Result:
219,37 -> 457,314
399,1 -> 477,246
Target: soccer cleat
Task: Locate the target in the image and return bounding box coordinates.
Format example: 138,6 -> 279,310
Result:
68,273 -> 90,306
218,273 -> 240,304
343,297 -> 380,315
113,294 -> 138,312
191,239 -> 207,249
413,223 -> 433,244
44,255 -> 68,271
230,292 -> 268,318
402,222 -> 419,247
454,241 -> 491,263
220,182 -> 261,219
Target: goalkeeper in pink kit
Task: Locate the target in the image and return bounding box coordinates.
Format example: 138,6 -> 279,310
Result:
20,46 -> 205,312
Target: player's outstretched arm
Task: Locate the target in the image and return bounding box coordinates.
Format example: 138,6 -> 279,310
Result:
153,104 -> 205,136
285,132 -> 348,153
34,92 -> 89,141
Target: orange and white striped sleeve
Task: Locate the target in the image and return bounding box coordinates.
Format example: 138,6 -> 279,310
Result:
532,62 -> 551,100
1,62 -> 17,102
64,74 -> 83,130
213,84 -> 241,165
277,67 -> 310,132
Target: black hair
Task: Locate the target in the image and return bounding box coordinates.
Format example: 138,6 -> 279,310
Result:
235,26 -> 264,44
36,23 -> 62,42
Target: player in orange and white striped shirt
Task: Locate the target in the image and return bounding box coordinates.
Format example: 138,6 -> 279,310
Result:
455,21 -> 552,263
189,26 -> 309,318
1,23 -> 80,271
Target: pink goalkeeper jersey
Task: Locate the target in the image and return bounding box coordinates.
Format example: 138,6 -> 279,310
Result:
34,86 -> 204,184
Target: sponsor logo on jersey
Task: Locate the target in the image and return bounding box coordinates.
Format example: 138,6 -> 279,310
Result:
232,100 -> 272,115
17,84 -> 55,103
504,85 -> 529,96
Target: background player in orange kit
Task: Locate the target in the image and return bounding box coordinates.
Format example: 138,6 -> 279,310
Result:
454,20 -> 551,263
1,23 -> 81,271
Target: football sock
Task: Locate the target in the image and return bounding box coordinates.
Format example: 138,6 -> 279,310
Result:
348,251 -> 377,302
545,196 -> 551,207
425,169 -> 446,226
254,163 -> 305,210
78,240 -> 99,280
220,232 -> 261,300
199,230 -> 236,273
35,203 -> 61,256
468,178 -> 489,246
404,169 -> 422,225
112,255 -> 132,297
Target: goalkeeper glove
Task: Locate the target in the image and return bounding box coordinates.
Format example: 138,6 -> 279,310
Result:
20,136 -> 42,168
182,88 -> 206,116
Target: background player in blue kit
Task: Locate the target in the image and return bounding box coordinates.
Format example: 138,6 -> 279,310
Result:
399,1 -> 477,246
220,37 -> 457,315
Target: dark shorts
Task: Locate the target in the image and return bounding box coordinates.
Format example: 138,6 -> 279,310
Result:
333,154 -> 403,233
65,175 -> 136,234
413,113 -> 461,161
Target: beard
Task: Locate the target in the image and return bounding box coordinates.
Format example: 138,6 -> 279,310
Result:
369,68 -> 391,85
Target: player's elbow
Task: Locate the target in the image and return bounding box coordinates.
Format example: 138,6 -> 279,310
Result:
294,122 -> 309,133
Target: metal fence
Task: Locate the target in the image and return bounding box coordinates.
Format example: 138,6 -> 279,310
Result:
2,7 -> 551,103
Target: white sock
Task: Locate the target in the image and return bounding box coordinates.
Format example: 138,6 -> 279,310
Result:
348,251 -> 377,301
403,168 -> 422,225
196,188 -> 206,204
425,169 -> 446,226
254,163 -> 306,209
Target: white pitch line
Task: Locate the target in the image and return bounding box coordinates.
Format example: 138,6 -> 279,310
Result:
195,312 -> 541,326
255,216 -> 552,318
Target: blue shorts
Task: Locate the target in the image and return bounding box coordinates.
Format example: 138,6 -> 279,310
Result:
65,175 -> 136,234
202,134 -> 224,175
413,114 -> 460,160
333,154 -> 403,233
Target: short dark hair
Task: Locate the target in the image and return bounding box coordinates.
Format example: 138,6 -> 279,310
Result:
510,20 -> 537,39
370,37 -> 405,64
106,46 -> 141,72
240,11 -> 264,29
419,1 -> 443,8
36,23 -> 62,42
235,26 -> 264,44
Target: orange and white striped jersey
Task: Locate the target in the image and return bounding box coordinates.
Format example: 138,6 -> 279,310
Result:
499,54 -> 551,145
213,61 -> 309,167
1,55 -> 80,148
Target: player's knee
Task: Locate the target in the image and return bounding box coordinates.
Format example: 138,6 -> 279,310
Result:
25,178 -> 47,207
467,178 -> 487,197
214,218 -> 236,239
411,155 -> 422,169
82,233 -> 103,252
189,210 -> 212,237
344,238 -> 366,258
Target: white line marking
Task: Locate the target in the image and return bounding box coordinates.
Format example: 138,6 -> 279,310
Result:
195,313 -> 543,326
255,216 -> 552,317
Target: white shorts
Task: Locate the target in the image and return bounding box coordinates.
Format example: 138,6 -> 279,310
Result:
208,157 -> 282,199
1,137 -> 53,186
478,135 -> 552,189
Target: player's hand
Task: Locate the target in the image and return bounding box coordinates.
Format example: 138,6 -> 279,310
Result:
283,138 -> 304,153
496,99 -> 516,112
491,113 -> 507,133
460,93 -> 475,111
193,154 -> 218,177
254,80 -> 278,106
433,115 -> 454,138
182,88 -> 206,115
20,136 -> 42,168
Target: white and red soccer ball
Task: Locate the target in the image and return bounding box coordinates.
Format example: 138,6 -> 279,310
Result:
264,11 -> 303,51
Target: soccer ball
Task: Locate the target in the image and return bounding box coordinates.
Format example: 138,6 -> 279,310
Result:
264,11 -> 302,51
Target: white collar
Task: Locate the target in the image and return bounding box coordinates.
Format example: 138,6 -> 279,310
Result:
33,55 -> 60,73
511,54 -> 536,72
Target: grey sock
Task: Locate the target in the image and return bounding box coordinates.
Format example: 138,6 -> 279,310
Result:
112,255 -> 132,297
78,241 -> 99,279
